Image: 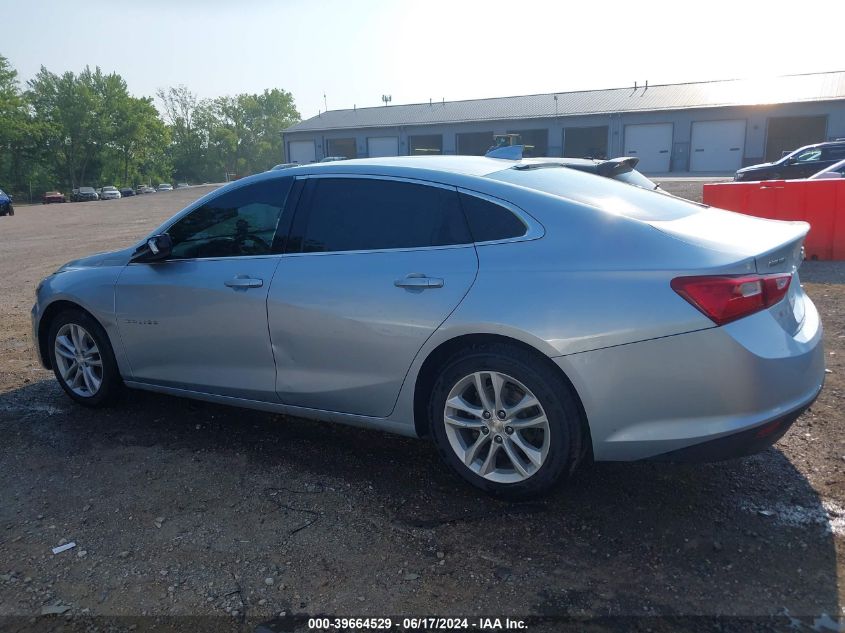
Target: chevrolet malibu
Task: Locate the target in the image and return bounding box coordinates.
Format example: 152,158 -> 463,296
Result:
32,156 -> 824,497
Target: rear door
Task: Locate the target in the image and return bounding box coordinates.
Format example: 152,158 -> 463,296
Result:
268,175 -> 478,417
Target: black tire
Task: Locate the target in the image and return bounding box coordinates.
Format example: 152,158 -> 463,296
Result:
47,309 -> 122,407
7,205 -> 13,216
428,343 -> 584,499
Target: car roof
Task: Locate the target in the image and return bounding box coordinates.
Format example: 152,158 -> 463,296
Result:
793,140 -> 845,153
285,155 -> 538,178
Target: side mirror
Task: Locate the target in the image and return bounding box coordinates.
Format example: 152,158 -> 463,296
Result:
131,233 -> 172,263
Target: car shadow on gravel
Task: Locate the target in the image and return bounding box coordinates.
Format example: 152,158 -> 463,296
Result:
0,378 -> 839,623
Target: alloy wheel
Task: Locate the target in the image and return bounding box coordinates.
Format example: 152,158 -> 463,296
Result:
443,371 -> 551,484
54,323 -> 103,397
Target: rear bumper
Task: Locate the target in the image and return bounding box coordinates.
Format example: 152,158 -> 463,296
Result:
646,391 -> 819,462
554,290 -> 824,462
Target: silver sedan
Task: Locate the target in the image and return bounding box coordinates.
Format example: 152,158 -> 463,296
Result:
32,156 -> 824,497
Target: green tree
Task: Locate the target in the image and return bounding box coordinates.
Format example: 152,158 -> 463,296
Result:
157,85 -> 204,183
0,53 -> 37,197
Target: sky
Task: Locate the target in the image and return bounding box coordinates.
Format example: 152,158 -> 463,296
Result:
2,0 -> 842,121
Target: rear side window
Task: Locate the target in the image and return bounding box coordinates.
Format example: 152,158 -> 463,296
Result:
296,178 -> 471,253
459,193 -> 526,242
823,145 -> 845,161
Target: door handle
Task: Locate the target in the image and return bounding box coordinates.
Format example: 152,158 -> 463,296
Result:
394,273 -> 444,289
224,276 -> 263,289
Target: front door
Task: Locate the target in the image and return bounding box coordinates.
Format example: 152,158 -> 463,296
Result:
115,178 -> 293,400
268,176 -> 478,417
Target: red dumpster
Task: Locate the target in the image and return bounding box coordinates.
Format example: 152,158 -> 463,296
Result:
703,179 -> 845,260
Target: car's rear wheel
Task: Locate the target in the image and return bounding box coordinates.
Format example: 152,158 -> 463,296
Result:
48,310 -> 121,407
428,343 -> 583,498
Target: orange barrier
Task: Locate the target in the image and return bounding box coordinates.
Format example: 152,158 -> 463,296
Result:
702,179 -> 845,260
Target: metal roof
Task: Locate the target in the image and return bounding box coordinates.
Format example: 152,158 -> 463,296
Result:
285,71 -> 845,134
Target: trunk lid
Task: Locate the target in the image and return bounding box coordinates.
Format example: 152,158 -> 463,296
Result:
648,207 -> 808,334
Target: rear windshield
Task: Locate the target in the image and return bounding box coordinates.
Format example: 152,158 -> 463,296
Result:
488,166 -> 699,221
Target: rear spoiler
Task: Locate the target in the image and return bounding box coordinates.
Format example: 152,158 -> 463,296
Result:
595,157 -> 640,177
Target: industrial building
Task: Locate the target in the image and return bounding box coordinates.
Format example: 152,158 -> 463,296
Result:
282,71 -> 845,173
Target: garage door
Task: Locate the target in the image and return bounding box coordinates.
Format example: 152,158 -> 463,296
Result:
288,140 -> 316,164
690,120 -> 746,172
624,124 -> 673,173
367,137 -> 399,158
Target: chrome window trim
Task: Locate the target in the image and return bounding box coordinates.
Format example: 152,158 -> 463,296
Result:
294,172 -> 456,192
127,253 -> 283,265
456,188 -> 545,246
281,243 -> 476,258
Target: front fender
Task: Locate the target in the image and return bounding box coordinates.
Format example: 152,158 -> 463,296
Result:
33,266 -> 130,377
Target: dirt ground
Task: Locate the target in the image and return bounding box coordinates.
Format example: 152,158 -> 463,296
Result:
0,182 -> 842,632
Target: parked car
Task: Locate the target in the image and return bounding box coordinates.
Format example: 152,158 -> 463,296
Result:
735,140 -> 845,181
157,183 -> 173,192
135,185 -> 146,195
42,191 -> 66,204
32,156 -> 824,497
808,158 -> 845,180
0,188 -> 13,216
99,186 -> 121,201
142,185 -> 157,194
271,163 -> 298,171
72,187 -> 98,202
120,187 -> 135,197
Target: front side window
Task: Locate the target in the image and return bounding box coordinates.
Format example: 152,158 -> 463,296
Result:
794,148 -> 822,163
296,178 -> 471,253
168,179 -> 292,259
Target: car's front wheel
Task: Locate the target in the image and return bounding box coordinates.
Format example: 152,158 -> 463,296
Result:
428,344 -> 584,498
48,310 -> 121,407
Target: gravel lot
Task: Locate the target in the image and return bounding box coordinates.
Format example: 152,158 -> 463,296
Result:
0,182 -> 842,632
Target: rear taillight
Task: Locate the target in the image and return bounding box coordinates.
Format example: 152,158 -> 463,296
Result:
671,274 -> 792,326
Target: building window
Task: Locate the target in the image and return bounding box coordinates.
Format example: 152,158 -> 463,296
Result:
507,129 -> 548,157
409,134 -> 443,155
325,138 -> 357,159
457,131 -> 494,156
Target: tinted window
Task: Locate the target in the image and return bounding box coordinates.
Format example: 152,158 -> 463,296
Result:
298,178 -> 471,253
459,193 -> 527,242
824,145 -> 845,160
168,179 -> 291,259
